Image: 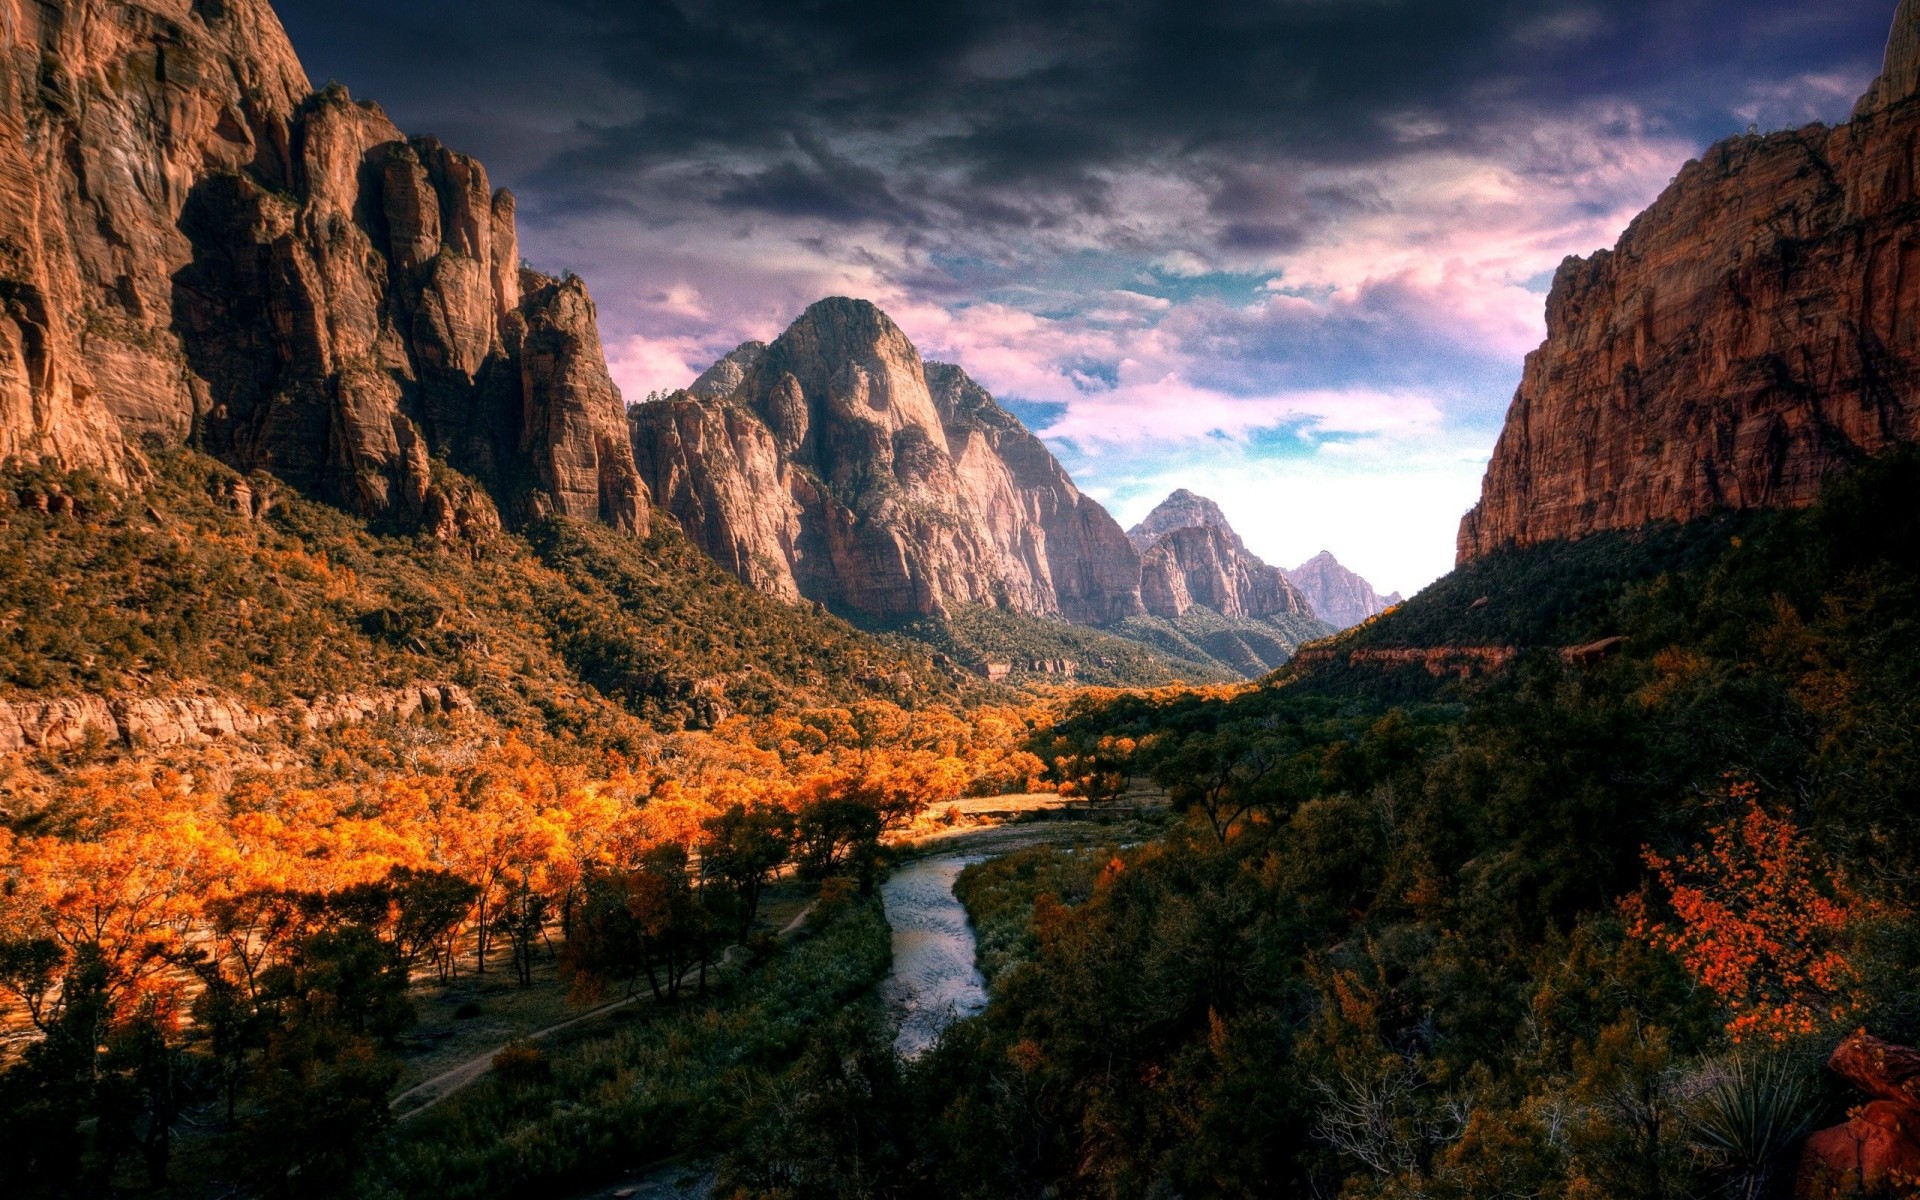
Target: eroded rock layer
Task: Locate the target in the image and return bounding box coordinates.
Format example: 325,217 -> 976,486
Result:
0,0 -> 645,534
1460,0 -> 1920,562
631,298 -> 1145,620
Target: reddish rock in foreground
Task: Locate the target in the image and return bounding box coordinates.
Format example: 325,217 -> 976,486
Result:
1799,1032 -> 1920,1197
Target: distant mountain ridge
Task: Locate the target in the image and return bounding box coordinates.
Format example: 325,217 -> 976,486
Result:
1125,491 -> 1316,623
636,309 -> 1337,678
1460,0 -> 1920,561
1286,551 -> 1400,630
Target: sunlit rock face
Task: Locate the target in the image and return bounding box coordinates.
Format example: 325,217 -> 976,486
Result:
0,0 -> 646,535
1286,551 -> 1394,630
631,297 -> 1146,621
1128,491 -> 1317,621
1460,0 -> 1920,562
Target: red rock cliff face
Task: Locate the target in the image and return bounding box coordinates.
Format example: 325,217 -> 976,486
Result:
632,298 -> 1146,621
1459,0 -> 1920,563
0,0 -> 645,534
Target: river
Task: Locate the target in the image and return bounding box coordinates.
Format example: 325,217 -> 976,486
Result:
878,852 -> 995,1058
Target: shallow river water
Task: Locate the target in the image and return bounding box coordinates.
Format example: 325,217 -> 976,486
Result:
877,853 -> 993,1058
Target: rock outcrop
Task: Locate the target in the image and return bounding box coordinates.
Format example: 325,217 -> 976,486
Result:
1459,0 -> 1920,562
0,683 -> 474,755
1286,551 -> 1395,630
631,298 -> 1145,620
1289,645 -> 1518,680
1128,491 -> 1317,621
0,0 -> 645,535
689,341 -> 767,401
1799,1032 -> 1920,1197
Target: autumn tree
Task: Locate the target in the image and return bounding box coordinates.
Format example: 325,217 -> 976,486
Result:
701,804 -> 794,939
1153,730 -> 1287,842
1627,781 -> 1874,1044
565,846 -> 724,1004
793,797 -> 885,889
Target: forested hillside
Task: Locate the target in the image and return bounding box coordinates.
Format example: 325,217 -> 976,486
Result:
698,447 -> 1920,1199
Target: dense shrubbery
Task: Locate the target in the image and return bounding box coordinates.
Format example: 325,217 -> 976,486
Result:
378,896 -> 892,1200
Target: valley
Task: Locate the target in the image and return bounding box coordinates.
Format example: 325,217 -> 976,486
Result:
6,1 -> 1920,1198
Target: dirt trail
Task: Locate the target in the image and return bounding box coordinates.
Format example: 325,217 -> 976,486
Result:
391,903 -> 814,1119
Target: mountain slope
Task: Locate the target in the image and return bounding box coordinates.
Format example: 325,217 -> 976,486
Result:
1460,0 -> 1920,562
0,0 -> 645,537
0,451 -> 964,777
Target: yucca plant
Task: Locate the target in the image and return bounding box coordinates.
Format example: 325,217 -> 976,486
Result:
1689,1054 -> 1820,1200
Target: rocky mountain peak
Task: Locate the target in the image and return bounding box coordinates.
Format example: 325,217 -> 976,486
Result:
688,341 -> 766,400
631,299 -> 1144,622
1285,551 -> 1394,631
1127,489 -> 1246,554
1126,490 -> 1315,623
1857,0 -> 1920,116
739,297 -> 947,447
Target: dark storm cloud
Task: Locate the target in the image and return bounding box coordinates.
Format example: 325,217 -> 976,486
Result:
276,0 -> 1895,239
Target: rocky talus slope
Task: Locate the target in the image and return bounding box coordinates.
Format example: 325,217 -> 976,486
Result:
0,0 -> 645,536
1459,0 -> 1920,561
1286,550 -> 1397,630
630,298 -> 1144,621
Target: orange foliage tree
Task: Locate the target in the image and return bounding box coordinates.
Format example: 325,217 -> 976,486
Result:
1625,780 -> 1875,1044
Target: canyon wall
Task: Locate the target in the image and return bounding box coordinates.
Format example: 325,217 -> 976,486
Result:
0,0 -> 645,535
1460,0 -> 1920,561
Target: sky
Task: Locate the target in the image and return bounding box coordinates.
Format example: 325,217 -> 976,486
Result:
275,0 -> 1898,596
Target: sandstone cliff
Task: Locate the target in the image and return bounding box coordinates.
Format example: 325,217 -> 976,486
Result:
631,298 -> 1145,620
1128,490 -> 1317,621
1286,550 -> 1395,630
1459,0 -> 1920,561
0,0 -> 646,535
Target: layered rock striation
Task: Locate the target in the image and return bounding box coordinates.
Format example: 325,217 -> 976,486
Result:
1460,0 -> 1920,562
0,683 -> 474,756
631,298 -> 1145,620
1128,490 -> 1317,622
1286,550 -> 1396,630
0,0 -> 645,535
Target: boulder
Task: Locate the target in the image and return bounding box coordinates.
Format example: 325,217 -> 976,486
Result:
1798,1032 -> 1920,1197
